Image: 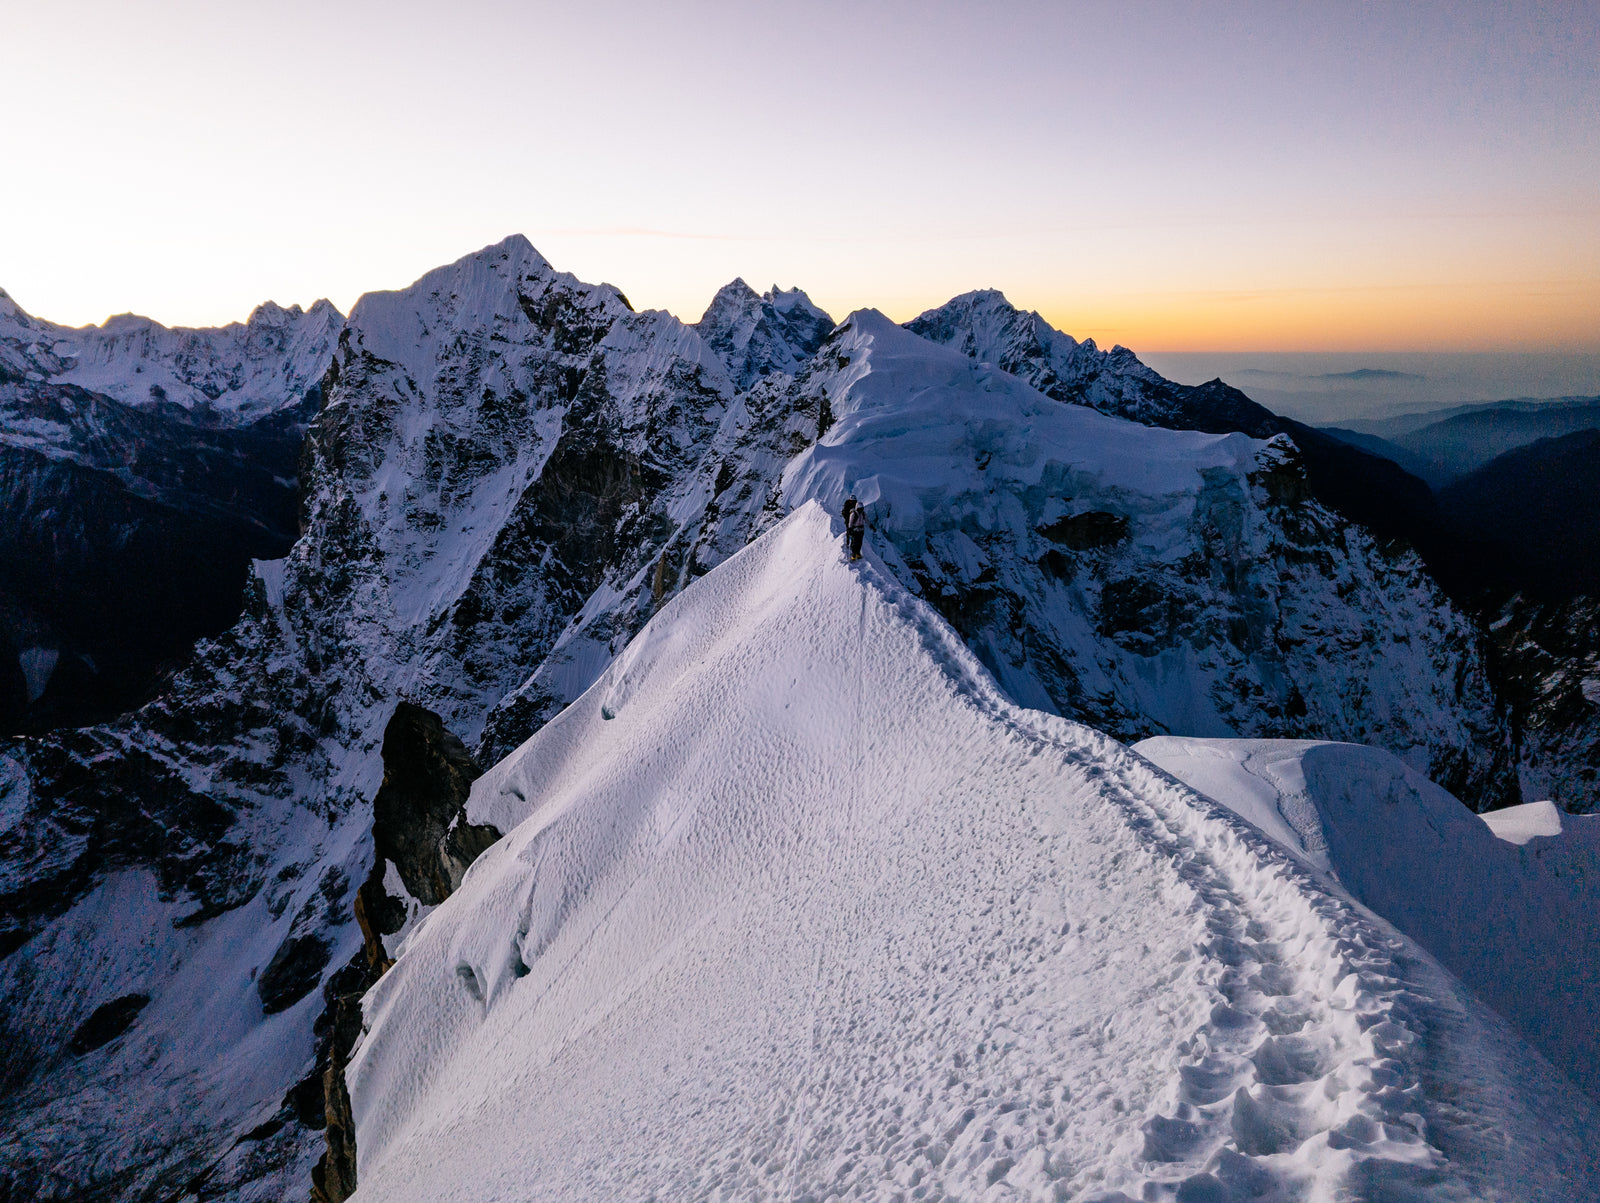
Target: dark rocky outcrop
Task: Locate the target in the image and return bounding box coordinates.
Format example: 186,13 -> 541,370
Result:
371,702 -> 497,906
68,993 -> 151,1055
308,994 -> 362,1203
0,732 -> 253,960
311,701 -> 503,1200
1037,510 -> 1128,550
258,934 -> 334,1014
1484,594 -> 1600,814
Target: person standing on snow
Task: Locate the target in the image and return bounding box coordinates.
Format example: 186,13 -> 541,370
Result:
843,496 -> 866,561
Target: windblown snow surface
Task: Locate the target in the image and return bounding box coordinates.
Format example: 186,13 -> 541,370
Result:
346,504 -> 1599,1202
1135,738 -> 1600,1098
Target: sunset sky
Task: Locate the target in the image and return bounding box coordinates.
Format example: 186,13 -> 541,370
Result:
3,0 -> 1596,351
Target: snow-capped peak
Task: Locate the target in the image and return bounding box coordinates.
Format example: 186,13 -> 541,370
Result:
344,235 -> 629,389
907,289 -> 1293,439
908,287 -> 1089,362
694,276 -> 834,388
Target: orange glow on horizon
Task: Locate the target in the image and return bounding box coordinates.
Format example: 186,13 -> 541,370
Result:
1007,282 -> 1600,354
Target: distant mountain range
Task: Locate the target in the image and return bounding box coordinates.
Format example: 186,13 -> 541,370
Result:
0,288 -> 341,732
1236,366 -> 1426,382
1323,396 -> 1600,487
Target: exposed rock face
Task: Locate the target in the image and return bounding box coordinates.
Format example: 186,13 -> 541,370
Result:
308,996 -> 360,1203
1037,510 -> 1129,550
259,934 -> 335,1015
695,278 -> 835,389
67,993 -> 151,1055
371,702 -> 493,905
1488,594 -> 1600,813
312,701 -> 499,1202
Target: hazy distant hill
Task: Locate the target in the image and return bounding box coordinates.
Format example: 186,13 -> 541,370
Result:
1324,396 -> 1600,488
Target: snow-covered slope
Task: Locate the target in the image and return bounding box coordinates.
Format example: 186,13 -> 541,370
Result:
1136,736 -> 1600,1098
778,311 -> 1510,806
346,504 -> 1600,1201
906,291 -> 1451,571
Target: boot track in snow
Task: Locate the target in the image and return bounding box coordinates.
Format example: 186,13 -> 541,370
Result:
343,503 -> 1599,1202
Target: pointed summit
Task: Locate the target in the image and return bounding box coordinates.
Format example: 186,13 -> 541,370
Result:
694,279 -> 834,389
346,236 -> 629,383
0,285 -> 30,327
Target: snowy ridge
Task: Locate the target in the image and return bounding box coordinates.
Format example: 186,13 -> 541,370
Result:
779,311 -> 1508,803
1137,736 -> 1600,1097
346,504 -> 1599,1201
0,239 -> 1545,1197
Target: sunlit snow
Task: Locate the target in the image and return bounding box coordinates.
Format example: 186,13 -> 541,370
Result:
346,504 -> 1600,1201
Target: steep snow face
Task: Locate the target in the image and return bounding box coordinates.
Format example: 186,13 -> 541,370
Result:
780,312 -> 1511,806
1,289 -> 345,419
1136,737 -> 1600,1098
1480,798 -> 1566,844
694,277 -> 834,389
346,504 -> 1600,1202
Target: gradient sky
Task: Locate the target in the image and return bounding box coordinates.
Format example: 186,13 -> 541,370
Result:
3,0 -> 1597,351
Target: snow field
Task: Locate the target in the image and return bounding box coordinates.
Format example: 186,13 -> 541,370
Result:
346,504 -> 1599,1201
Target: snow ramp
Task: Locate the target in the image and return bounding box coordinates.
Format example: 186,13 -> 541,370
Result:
346,502 -> 1599,1201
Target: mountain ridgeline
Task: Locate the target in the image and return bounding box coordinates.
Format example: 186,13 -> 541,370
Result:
0,237 -> 1588,1198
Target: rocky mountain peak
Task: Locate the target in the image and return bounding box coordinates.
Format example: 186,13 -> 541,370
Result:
694,277 -> 833,389
344,236 -> 629,391
905,289 -> 1084,366
0,287 -> 32,329
908,291 -> 1274,434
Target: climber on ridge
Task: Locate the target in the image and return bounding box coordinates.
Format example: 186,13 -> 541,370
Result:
842,496 -> 866,561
